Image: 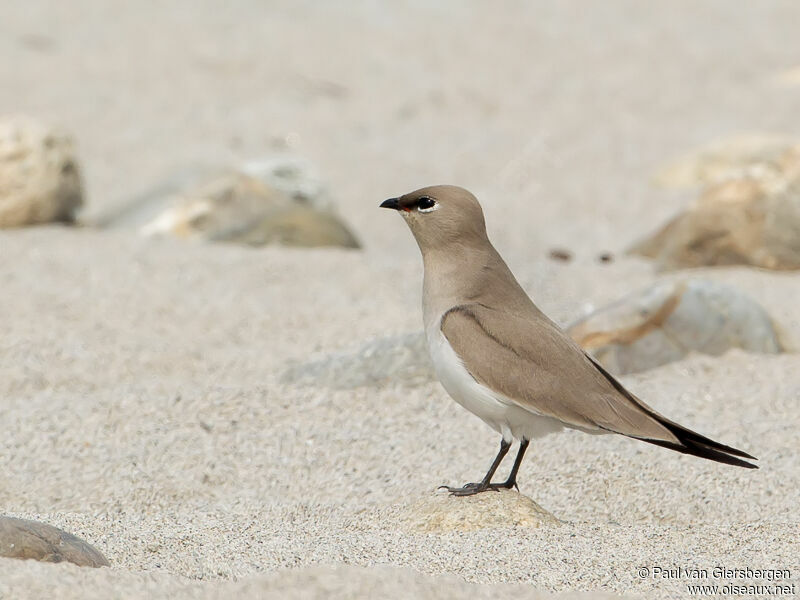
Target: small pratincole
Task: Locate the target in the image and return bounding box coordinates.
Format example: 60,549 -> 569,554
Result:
381,185 -> 757,496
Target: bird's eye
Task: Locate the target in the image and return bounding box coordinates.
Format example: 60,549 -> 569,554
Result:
417,197 -> 437,213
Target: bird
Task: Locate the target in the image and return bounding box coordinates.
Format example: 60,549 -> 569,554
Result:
380,185 -> 757,496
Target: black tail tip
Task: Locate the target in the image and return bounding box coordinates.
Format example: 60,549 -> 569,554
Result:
643,438 -> 759,469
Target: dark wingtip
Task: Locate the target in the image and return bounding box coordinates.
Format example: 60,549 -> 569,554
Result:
642,437 -> 759,469
658,421 -> 759,467
583,352 -> 758,469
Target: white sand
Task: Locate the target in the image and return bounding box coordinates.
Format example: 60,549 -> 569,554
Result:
1,1 -> 799,598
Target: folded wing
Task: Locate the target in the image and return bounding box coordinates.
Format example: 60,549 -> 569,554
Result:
440,303 -> 757,468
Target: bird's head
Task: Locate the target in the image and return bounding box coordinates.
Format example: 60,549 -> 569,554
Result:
380,185 -> 488,253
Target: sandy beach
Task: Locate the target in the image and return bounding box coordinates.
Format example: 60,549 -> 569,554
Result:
1,1 -> 799,598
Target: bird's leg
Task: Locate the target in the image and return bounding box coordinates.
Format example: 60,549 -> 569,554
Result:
441,438 -> 511,496
493,438 -> 529,490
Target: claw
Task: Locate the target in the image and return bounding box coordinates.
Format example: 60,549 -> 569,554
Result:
439,482 -> 493,496
438,480 -> 519,496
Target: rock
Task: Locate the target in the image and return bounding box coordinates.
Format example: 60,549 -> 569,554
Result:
137,172 -> 360,248
230,204 -> 360,248
631,170 -> 800,270
0,115 -> 83,227
636,137 -> 800,270
652,134 -> 800,190
0,516 -> 109,568
399,491 -> 559,533
93,164 -> 222,229
98,158 -> 360,249
239,156 -> 330,207
282,332 -> 433,388
567,279 -> 782,375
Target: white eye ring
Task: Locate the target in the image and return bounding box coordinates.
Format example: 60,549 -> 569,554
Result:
417,198 -> 438,213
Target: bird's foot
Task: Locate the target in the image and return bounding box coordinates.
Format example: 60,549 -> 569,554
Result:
439,482 -> 494,496
438,478 -> 520,496
438,481 -> 516,496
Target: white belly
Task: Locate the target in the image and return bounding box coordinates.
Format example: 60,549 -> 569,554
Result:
425,324 -> 564,442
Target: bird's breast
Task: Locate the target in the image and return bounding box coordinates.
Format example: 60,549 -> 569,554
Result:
424,316 -> 564,442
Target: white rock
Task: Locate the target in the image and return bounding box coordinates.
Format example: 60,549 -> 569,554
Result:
567,279 -> 782,375
98,160 -> 359,249
0,115 -> 83,227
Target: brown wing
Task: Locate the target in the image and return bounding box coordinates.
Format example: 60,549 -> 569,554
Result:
441,302 -> 757,468
440,302 -> 678,441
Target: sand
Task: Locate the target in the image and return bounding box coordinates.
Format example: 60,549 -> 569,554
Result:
1,1 -> 799,598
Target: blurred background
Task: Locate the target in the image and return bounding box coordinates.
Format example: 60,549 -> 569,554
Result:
1,1 -> 799,597
3,0 -> 800,254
